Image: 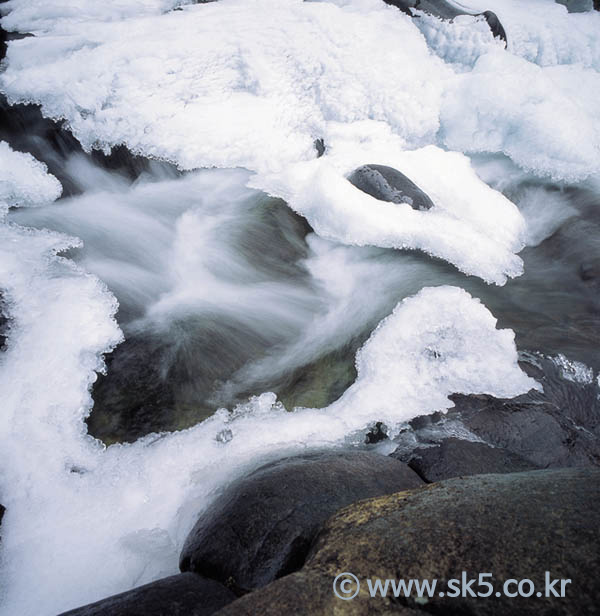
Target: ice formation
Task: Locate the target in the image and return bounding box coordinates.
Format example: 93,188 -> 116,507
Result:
254,142 -> 526,283
1,0 -> 598,182
0,140 -> 62,208
0,0 -> 598,613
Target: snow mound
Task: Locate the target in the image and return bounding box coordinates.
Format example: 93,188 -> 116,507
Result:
1,0 -> 447,173
442,51 -> 600,182
255,140 -> 526,284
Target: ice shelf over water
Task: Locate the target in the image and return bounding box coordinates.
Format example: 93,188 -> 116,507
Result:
1,0 -> 599,182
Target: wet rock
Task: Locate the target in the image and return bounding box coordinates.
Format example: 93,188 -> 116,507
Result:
0,503 -> 4,528
0,292 -> 9,351
394,437 -> 538,482
383,1 -> 507,45
556,0 -> 594,12
215,570 -> 421,616
0,96 -> 177,197
57,573 -> 235,616
180,450 -> 423,592
393,354 -> 600,469
347,164 -> 434,211
216,468 -> 600,615
365,421 -> 388,445
314,138 -> 326,158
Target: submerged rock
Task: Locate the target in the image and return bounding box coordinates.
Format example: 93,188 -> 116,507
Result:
216,468 -> 600,615
87,195 -> 315,444
393,436 -> 538,482
347,164 -> 434,211
180,450 -> 423,593
58,573 -> 235,616
313,138 -> 326,158
383,0 -> 507,45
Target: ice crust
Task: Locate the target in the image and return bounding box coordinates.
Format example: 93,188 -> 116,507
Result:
254,142 -> 526,284
1,0 -> 598,282
0,141 -> 62,208
2,0 -> 598,183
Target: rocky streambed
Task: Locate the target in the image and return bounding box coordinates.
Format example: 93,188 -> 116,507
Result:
57,454 -> 600,616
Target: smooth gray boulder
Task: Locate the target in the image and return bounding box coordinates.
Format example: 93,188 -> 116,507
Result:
215,468 -> 600,615
180,450 -> 423,592
347,164 -> 434,211
395,436 -> 539,482
57,573 -> 235,616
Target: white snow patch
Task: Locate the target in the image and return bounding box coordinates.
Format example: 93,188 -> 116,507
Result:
0,141 -> 62,208
254,140 -> 526,284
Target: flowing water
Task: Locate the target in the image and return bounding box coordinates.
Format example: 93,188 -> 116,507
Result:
0,0 -> 599,614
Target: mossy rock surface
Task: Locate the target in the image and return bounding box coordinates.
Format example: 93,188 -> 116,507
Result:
216,467 -> 600,615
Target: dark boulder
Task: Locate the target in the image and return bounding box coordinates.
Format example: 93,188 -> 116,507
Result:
392,354 -> 600,470
347,164 -> 434,211
57,573 -> 235,616
180,450 -> 423,592
215,468 -> 600,615
313,138 -> 326,158
394,436 -> 538,482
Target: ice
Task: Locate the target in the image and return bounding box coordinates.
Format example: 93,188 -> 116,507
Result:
464,0 -> 600,69
0,0 -> 596,612
552,353 -> 595,384
0,141 -> 62,208
0,275 -> 536,614
0,0 -> 189,34
442,50 -> 600,182
1,0 -> 447,173
0,153 -> 538,613
254,140 -> 526,284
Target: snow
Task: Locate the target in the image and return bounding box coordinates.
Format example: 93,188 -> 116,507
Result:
1,0 -> 598,183
254,141 -> 526,284
0,141 -> 62,208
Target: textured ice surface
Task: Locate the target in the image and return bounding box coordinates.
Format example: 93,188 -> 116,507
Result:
466,0 -> 600,69
0,141 -> 62,208
1,0 -> 447,171
442,51 -> 600,181
1,0 -> 598,182
0,0 -> 189,33
254,141 -> 526,284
